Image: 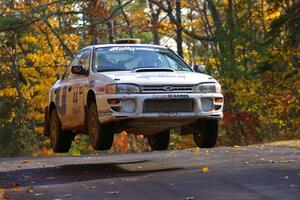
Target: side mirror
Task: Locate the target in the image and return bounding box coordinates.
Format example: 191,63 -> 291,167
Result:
71,65 -> 87,75
193,64 -> 206,73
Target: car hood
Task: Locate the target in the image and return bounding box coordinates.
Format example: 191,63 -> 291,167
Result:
98,71 -> 217,85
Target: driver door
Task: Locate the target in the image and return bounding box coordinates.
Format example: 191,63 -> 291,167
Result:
62,50 -> 90,129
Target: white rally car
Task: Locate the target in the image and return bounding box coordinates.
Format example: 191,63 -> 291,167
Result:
44,42 -> 223,153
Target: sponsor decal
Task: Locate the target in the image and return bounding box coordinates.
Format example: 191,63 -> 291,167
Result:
55,85 -> 68,115
152,94 -> 189,99
158,113 -> 182,118
108,47 -> 159,52
137,74 -> 186,78
169,94 -> 189,98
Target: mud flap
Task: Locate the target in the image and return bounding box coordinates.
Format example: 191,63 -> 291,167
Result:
44,106 -> 49,136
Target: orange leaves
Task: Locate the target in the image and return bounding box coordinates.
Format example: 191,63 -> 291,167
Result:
113,131 -> 129,153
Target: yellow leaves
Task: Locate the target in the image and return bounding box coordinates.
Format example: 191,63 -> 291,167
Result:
0,87 -> 17,97
201,167 -> 209,173
265,10 -> 281,21
21,36 -> 38,44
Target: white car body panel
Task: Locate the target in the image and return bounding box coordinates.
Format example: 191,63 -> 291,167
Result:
46,44 -> 223,136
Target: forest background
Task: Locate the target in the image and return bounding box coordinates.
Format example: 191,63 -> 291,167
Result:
0,0 -> 299,157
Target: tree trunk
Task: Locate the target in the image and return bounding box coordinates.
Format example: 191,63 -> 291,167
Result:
206,0 -> 227,75
148,0 -> 161,45
107,20 -> 115,43
175,1 -> 183,58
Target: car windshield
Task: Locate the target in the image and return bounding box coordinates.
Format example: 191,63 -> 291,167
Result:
93,46 -> 192,72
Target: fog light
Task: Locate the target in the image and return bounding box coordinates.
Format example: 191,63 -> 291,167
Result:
107,99 -> 121,105
201,98 -> 213,112
122,99 -> 136,113
214,105 -> 222,110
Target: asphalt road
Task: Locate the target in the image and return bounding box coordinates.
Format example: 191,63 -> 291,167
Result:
0,145 -> 299,200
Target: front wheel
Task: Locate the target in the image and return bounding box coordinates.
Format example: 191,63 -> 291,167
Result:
49,109 -> 73,153
193,119 -> 218,148
148,130 -> 170,151
88,102 -> 114,150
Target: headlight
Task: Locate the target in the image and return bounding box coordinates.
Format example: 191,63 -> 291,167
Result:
105,84 -> 141,94
194,83 -> 221,93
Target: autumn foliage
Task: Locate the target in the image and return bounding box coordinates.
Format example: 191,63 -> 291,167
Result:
0,0 -> 299,157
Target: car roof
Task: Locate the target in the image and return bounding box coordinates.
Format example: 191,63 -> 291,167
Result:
81,44 -> 168,51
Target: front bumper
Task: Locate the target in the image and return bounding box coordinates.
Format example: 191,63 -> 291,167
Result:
96,93 -> 223,124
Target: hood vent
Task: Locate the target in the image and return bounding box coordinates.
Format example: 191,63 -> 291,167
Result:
134,68 -> 175,72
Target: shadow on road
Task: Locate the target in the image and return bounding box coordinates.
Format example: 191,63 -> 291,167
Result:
0,159 -> 182,189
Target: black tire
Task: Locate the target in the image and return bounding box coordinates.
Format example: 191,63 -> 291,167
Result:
148,130 -> 170,150
88,102 -> 114,150
193,119 -> 218,148
49,109 -> 72,153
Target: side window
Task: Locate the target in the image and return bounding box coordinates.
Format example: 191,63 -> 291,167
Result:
63,50 -> 90,80
78,50 -> 90,71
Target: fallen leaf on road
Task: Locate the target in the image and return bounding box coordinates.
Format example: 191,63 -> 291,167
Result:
20,160 -> 31,164
125,178 -> 137,182
13,188 -> 22,192
44,176 -> 56,180
280,160 -> 289,163
202,167 -> 209,173
64,194 -> 72,197
105,191 -> 119,195
1,188 -> 6,199
233,145 -> 241,151
282,176 -> 289,180
193,148 -> 200,156
26,189 -> 33,193
185,197 -> 194,200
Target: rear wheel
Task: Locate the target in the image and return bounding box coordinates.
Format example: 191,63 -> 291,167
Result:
88,102 -> 114,150
49,109 -> 72,153
148,130 -> 170,150
193,119 -> 218,148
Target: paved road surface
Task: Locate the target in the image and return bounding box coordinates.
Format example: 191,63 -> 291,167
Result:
0,145 -> 299,200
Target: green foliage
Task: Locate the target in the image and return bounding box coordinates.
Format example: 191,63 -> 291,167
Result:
0,16 -> 24,32
0,97 -> 38,157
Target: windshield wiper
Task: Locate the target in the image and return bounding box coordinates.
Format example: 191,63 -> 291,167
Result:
97,68 -> 127,72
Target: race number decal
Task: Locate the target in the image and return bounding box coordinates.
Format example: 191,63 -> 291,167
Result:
73,91 -> 78,105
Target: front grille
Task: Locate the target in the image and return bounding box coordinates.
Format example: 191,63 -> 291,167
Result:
143,99 -> 194,113
141,85 -> 194,93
